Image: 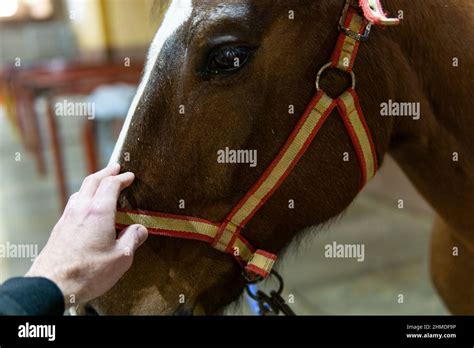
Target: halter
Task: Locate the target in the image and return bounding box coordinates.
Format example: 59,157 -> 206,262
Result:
115,0 -> 399,282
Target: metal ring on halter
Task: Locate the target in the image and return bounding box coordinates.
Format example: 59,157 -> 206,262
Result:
244,270 -> 284,300
315,62 -> 356,93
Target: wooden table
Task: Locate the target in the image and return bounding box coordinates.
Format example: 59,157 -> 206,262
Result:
1,60 -> 143,208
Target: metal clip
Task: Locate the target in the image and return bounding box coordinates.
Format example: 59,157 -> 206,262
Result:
245,270 -> 296,316
338,1 -> 372,42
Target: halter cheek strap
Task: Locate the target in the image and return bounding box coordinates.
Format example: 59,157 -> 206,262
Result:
115,0 -> 399,281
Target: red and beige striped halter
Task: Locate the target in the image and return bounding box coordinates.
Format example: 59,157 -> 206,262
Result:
116,0 -> 399,281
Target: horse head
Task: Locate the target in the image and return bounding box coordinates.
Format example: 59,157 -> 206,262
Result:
89,0 -> 395,315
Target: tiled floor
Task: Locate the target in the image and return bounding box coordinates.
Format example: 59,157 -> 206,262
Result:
0,103 -> 448,315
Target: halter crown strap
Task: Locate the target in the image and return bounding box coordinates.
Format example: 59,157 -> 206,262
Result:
115,0 -> 398,281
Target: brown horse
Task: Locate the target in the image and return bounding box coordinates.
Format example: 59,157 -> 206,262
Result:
88,0 -> 474,315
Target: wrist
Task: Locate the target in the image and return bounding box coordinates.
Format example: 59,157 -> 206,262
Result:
26,267 -> 74,310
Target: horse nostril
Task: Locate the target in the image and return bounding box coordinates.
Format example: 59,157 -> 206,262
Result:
83,303 -> 100,316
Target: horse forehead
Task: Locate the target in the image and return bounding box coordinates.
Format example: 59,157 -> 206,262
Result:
108,0 -> 193,165
192,0 -> 253,23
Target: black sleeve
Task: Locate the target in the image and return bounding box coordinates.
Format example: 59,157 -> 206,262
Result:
0,277 -> 65,315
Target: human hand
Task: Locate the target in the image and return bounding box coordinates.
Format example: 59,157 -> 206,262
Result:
26,163 -> 148,309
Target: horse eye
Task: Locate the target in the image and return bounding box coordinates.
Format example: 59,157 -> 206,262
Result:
207,46 -> 251,75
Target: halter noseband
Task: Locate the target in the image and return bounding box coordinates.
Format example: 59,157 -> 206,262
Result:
115,0 -> 399,282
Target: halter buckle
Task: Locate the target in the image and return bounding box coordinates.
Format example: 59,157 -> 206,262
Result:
339,1 -> 372,42
339,19 -> 372,42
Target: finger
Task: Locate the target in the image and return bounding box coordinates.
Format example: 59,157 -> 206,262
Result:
92,172 -> 135,210
66,192 -> 79,205
115,224 -> 148,257
79,163 -> 121,198
62,192 -> 79,216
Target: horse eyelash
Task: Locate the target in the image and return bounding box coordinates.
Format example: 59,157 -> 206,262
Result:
198,45 -> 257,79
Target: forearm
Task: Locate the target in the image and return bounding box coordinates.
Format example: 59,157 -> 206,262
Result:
0,277 -> 65,315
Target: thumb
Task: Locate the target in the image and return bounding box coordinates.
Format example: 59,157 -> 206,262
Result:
116,224 -> 148,255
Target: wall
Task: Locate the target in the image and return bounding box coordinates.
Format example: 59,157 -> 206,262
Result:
66,0 -> 159,56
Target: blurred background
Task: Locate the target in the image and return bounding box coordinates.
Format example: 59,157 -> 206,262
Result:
0,0 -> 448,314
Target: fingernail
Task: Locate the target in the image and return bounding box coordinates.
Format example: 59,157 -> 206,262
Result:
136,225 -> 148,244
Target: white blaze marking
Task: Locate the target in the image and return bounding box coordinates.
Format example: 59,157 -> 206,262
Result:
109,0 -> 193,165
